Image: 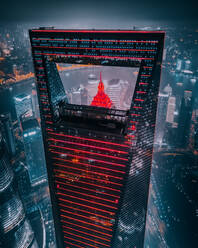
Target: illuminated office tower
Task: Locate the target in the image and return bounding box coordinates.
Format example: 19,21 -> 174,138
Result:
166,96 -> 176,124
0,127 -> 38,248
0,113 -> 16,156
87,73 -> 99,104
155,93 -> 168,144
106,79 -> 122,109
29,28 -> 164,248
177,90 -> 193,148
14,93 -> 33,121
21,118 -> 46,185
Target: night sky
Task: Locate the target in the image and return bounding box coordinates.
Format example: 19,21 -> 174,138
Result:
1,0 -> 198,26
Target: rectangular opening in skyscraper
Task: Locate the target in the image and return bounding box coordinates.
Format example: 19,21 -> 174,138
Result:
56,63 -> 139,110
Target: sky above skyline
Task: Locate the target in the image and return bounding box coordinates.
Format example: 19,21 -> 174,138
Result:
1,0 -> 198,27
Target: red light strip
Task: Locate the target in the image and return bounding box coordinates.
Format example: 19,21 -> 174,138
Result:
58,185 -> 118,204
61,220 -> 112,237
56,180 -> 119,199
54,168 -> 122,187
33,45 -> 155,52
46,128 -> 53,131
64,240 -> 82,248
53,157 -> 125,174
139,82 -> 148,85
34,52 -> 154,61
58,197 -> 115,215
49,144 -> 128,162
40,94 -> 48,97
63,234 -> 100,248
136,91 -> 146,94
143,66 -> 153,68
39,88 -> 47,91
54,162 -> 123,180
63,230 -> 110,247
41,101 -> 49,104
57,191 -> 117,210
140,74 -> 151,77
48,138 -> 128,154
60,209 -> 113,230
131,113 -> 140,117
32,37 -> 159,43
61,214 -> 112,231
50,149 -> 126,168
59,203 -> 112,220
47,131 -> 129,148
55,174 -> 121,193
63,225 -> 110,242
46,121 -> 53,124
134,98 -> 144,102
133,106 -> 142,109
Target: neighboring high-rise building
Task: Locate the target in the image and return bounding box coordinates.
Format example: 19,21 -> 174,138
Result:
0,113 -> 16,156
0,126 -> 38,248
14,93 -> 33,122
155,93 -> 169,145
29,28 -> 164,248
166,96 -> 176,124
31,87 -> 40,118
177,90 -> 193,148
21,118 -> 46,185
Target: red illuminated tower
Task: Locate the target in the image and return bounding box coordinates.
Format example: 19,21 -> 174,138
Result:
29,28 -> 165,248
91,72 -> 113,108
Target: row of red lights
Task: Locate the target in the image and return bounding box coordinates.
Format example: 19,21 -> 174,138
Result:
54,168 -> 122,187
57,183 -> 119,204
34,52 -> 154,61
33,45 -> 156,52
54,161 -> 123,180
63,234 -> 102,248
50,144 -> 128,162
53,156 -> 125,175
58,196 -> 115,216
59,203 -> 113,221
48,137 -> 128,155
50,147 -> 126,167
63,229 -> 110,247
63,225 -> 111,242
55,174 -> 121,193
32,37 -> 159,43
47,131 -> 129,148
60,214 -> 112,232
55,179 -> 120,199
61,220 -> 112,237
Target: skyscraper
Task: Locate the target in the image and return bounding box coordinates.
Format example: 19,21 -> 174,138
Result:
29,28 -> 164,248
177,90 -> 193,148
0,125 -> 38,248
21,118 -> 46,185
0,113 -> 16,156
14,93 -> 33,121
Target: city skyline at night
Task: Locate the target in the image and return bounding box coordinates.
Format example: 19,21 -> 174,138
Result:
0,20 -> 197,248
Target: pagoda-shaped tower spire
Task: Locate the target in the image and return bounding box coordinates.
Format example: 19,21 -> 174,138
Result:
91,72 -> 113,108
